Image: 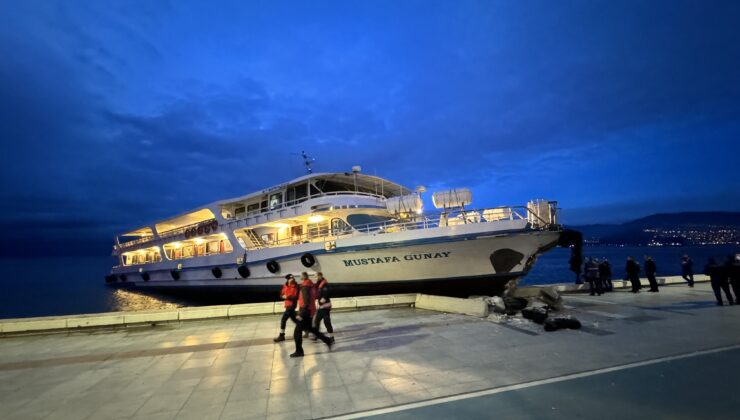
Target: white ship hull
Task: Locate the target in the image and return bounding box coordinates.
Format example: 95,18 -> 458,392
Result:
110,222 -> 560,297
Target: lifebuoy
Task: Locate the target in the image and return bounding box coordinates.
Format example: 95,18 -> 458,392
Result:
300,253 -> 316,268
119,274 -> 127,282
237,265 -> 250,278
211,267 -> 222,278
197,225 -> 204,235
184,229 -> 190,239
141,272 -> 150,281
266,260 -> 280,274
204,225 -> 211,234
170,270 -> 180,280
211,220 -> 218,230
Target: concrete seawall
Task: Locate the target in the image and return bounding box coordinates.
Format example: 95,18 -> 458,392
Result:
0,275 -> 706,335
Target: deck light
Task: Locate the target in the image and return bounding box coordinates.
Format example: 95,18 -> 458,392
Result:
308,214 -> 324,223
195,238 -> 204,245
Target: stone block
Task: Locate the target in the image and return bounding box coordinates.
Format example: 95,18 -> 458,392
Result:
415,294 -> 489,317
330,297 -> 357,310
67,313 -> 125,328
123,309 -> 180,325
178,305 -> 230,320
390,294 -> 417,305
354,296 -> 395,308
227,303 -> 275,318
0,316 -> 68,333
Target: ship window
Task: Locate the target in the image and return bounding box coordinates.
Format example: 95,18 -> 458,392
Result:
234,206 -> 245,217
347,214 -> 392,230
315,180 -> 351,193
287,183 -> 308,205
260,200 -> 268,212
331,218 -> 350,235
269,193 -> 283,210
310,184 -> 321,197
308,221 -> 330,239
247,203 -> 260,214
261,233 -> 275,245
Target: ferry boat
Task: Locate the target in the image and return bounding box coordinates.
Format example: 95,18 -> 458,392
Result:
106,167 -> 566,298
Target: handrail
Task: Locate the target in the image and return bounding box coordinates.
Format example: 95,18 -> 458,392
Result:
237,205 -> 559,251
116,218 -> 218,250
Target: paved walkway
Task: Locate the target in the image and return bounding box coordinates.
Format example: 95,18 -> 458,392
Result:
0,283 -> 738,419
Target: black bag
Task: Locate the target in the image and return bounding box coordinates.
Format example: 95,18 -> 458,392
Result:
522,307 -> 548,324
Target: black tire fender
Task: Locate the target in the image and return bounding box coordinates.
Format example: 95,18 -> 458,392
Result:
300,253 -> 316,268
211,267 -> 222,278
237,265 -> 250,278
266,260 -> 280,274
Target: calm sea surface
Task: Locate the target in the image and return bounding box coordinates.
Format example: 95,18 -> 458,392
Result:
1,245 -> 737,319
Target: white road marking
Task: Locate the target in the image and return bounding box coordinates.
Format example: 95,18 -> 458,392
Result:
582,309 -> 629,319
329,343 -> 740,419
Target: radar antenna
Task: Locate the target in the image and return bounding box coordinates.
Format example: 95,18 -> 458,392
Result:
291,151 -> 316,174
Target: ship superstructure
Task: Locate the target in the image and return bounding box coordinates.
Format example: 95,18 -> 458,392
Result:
107,169 -> 562,297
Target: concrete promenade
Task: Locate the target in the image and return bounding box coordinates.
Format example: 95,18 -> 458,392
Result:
1,282 -> 738,419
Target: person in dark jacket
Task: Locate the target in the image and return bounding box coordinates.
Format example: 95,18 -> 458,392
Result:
724,254 -> 740,303
312,272 -> 334,340
291,272 -> 333,358
625,256 -> 641,293
274,274 -> 298,342
681,255 -> 694,287
644,255 -> 659,292
570,250 -> 583,285
704,257 -> 734,306
599,258 -> 613,292
586,258 -> 602,296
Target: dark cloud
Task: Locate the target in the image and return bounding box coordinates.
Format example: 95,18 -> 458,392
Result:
1,0 -> 739,256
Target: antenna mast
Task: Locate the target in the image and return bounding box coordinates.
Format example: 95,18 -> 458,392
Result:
295,151 -> 315,174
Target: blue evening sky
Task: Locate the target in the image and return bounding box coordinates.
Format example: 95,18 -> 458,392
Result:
0,0 -> 738,256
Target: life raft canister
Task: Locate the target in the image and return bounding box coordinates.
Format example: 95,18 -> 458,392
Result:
300,253 -> 316,268
211,267 -> 222,278
170,270 -> 180,280
266,260 -> 280,274
141,272 -> 150,281
237,265 -> 250,278
197,225 -> 204,235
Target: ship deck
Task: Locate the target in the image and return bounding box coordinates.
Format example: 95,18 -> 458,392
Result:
1,282 -> 738,419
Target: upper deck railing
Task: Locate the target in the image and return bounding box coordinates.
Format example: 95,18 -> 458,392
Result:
241,203 -> 560,250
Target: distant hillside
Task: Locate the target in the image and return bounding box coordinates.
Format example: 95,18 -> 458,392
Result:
571,212 -> 740,245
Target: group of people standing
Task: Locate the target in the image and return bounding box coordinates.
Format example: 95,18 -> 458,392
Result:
578,253 -> 740,306
582,257 -> 613,296
702,255 -> 740,306
273,272 -> 335,358
624,255 -> 660,293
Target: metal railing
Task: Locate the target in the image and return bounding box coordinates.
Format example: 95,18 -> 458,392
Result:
238,205 -> 559,251
115,218 -> 218,251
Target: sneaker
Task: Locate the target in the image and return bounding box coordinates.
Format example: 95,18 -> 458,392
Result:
289,351 -> 304,358
326,337 -> 335,350
310,335 -> 318,341
273,334 -> 285,343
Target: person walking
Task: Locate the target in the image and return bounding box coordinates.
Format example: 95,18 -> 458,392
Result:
681,255 -> 695,287
274,274 -> 299,342
644,255 -> 659,292
291,272 -> 333,358
586,258 -> 602,296
599,258 -> 613,292
704,257 -> 734,306
312,272 -> 334,341
625,256 -> 641,293
724,254 -> 740,303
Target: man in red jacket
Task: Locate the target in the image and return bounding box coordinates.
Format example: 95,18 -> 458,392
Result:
313,272 -> 334,340
291,272 -> 333,357
274,274 -> 298,342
